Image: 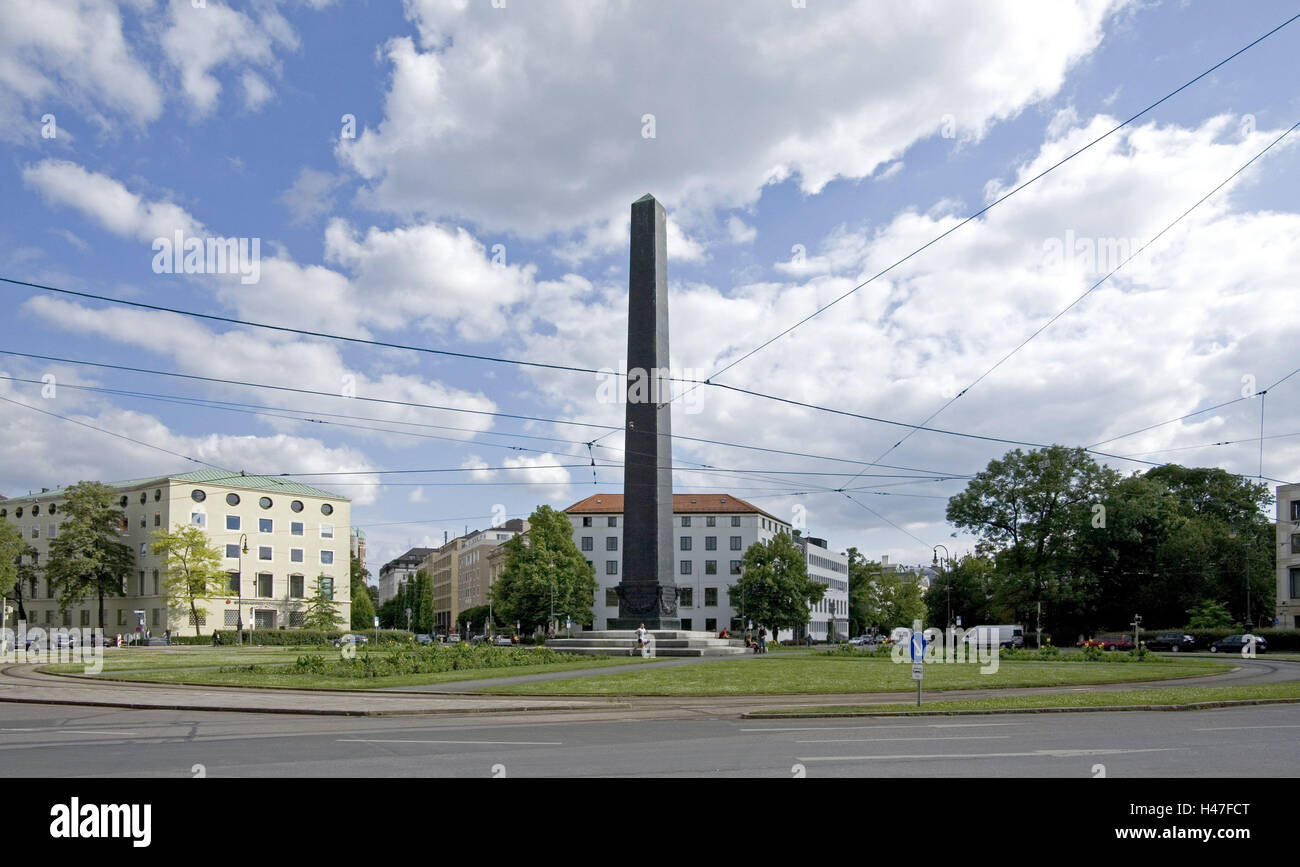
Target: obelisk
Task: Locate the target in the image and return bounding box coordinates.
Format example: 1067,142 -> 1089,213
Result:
614,194 -> 679,629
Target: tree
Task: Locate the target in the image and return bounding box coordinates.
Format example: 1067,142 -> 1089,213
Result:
302,579 -> 344,631
349,553 -> 376,630
924,554 -> 1002,629
1186,599 -> 1234,630
728,532 -> 825,639
44,482 -> 134,630
458,604 -> 495,632
416,570 -> 434,633
151,524 -> 226,636
846,548 -> 880,636
946,446 -> 1118,636
0,518 -> 21,602
492,505 -> 596,633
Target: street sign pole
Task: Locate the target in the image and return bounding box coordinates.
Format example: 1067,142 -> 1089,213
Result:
909,618 -> 926,706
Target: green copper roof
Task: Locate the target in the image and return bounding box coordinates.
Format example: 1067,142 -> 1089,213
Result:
4,469 -> 348,502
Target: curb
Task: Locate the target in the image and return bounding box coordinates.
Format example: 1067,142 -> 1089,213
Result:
742,697 -> 1300,719
0,694 -> 629,717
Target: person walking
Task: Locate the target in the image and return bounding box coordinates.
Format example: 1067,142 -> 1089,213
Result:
758,626 -> 767,654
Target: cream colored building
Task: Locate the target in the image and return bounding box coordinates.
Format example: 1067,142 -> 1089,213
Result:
424,537 -> 464,633
456,519 -> 528,615
1277,483 -> 1300,629
0,470 -> 351,635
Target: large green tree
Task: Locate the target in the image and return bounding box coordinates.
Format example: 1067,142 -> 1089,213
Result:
44,482 -> 134,630
349,553 -> 376,630
151,524 -> 227,636
0,518 -> 24,613
302,579 -> 345,631
923,554 -> 1002,629
492,505 -> 596,633
728,532 -> 825,639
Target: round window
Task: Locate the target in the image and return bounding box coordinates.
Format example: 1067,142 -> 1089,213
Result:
259,497 -> 273,509
191,489 -> 206,503
139,492 -> 147,505
155,489 -> 162,501
49,503 -> 57,515
226,493 -> 240,506
120,496 -> 129,507
15,507 -> 23,518
290,500 -> 304,513
32,505 -> 40,516
321,503 -> 334,516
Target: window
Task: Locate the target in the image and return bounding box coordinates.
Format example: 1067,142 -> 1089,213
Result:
152,570 -> 159,595
139,492 -> 147,505
605,589 -> 619,606
258,546 -> 272,561
256,573 -> 272,597
291,522 -> 304,536
153,512 -> 161,527
705,536 -> 717,551
139,515 -> 146,528
581,536 -> 594,551
681,516 -> 691,527
30,527 -> 38,539
731,516 -> 741,527
320,524 -> 334,539
706,516 -> 716,527
152,609 -> 161,626
705,587 -> 718,606
1293,533 -> 1300,553
259,497 -> 273,509
259,518 -> 273,533
290,575 -> 305,598
607,517 -> 617,527
321,503 -> 334,516
606,560 -> 618,575
606,537 -> 619,551
81,610 -> 91,626
730,536 -> 742,551
680,536 -> 692,551
139,571 -> 147,595
1292,567 -> 1300,599
705,560 -> 717,575
705,618 -> 717,632
679,587 -> 693,607
321,550 -> 334,565
191,512 -> 206,528
730,560 -> 742,575
226,544 -> 240,558
14,507 -> 21,518
154,489 -> 162,502
32,505 -> 40,517
1292,501 -> 1300,522
29,552 -> 38,566
140,542 -> 148,556
680,560 -> 692,575
582,516 -> 593,527
291,500 -> 304,513
228,572 -> 240,593
224,610 -> 239,628
195,489 -> 211,502
287,548 -> 303,563
117,610 -> 125,626
319,577 -> 334,600
681,618 -> 693,631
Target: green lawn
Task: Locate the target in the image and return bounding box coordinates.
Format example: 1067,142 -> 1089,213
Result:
51,654 -> 650,690
481,655 -> 1232,696
753,681 -> 1300,715
41,646 -> 319,674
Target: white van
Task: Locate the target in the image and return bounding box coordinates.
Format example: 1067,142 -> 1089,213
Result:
963,624 -> 1024,649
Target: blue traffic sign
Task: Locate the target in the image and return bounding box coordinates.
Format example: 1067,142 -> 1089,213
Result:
909,631 -> 926,662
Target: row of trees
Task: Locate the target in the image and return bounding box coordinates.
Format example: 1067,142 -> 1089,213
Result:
931,447 -> 1277,638
0,481 -> 349,635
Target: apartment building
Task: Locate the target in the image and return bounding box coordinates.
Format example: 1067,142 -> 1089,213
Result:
377,546 -> 435,605
788,534 -> 850,642
1277,483 -> 1300,629
0,469 -> 351,635
456,519 -> 528,615
564,493 -> 794,633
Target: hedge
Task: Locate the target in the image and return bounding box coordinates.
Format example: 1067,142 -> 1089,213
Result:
201,628 -> 417,647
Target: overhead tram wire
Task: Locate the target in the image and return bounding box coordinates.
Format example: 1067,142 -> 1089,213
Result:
840,119 -> 1300,485
661,12 -> 1300,410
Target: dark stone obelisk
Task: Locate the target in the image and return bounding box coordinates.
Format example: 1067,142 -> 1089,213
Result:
614,194 -> 679,630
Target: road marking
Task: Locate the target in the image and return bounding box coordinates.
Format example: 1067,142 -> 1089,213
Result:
1193,724 -> 1300,731
795,735 -> 1010,743
338,738 -> 561,746
797,747 -> 1180,762
740,722 -> 1024,732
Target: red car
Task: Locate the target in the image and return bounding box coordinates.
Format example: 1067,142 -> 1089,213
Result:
1078,633 -> 1135,651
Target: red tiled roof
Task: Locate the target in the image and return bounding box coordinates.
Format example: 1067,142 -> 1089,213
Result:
563,493 -> 786,524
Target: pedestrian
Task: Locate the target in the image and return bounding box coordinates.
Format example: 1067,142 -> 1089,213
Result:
164,628 -> 171,646
758,626 -> 767,654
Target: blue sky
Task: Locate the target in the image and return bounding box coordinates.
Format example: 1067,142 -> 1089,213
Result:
2,0 -> 1298,578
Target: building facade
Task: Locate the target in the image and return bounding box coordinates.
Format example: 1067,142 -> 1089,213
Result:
456,519 -> 528,616
787,534 -> 850,642
1277,483 -> 1299,629
565,493 -> 798,633
377,547 -> 435,606
0,470 -> 351,635
424,538 -> 464,633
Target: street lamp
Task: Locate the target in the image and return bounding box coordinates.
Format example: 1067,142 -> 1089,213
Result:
932,545 -> 950,628
237,534 -> 248,646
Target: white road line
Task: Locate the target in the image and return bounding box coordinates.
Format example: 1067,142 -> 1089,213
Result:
338,738 -> 562,746
1193,724 -> 1300,731
740,722 -> 1024,732
798,747 -> 1181,762
795,735 -> 1011,744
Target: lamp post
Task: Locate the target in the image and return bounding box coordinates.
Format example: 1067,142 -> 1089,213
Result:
932,544 -> 950,628
237,534 -> 248,646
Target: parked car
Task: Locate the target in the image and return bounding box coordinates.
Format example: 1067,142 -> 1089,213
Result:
963,624 -> 1025,649
1145,632 -> 1196,652
445,634 -> 462,644
415,633 -> 435,645
492,635 -> 515,646
333,633 -> 369,648
1079,633 -> 1134,651
1209,634 -> 1267,653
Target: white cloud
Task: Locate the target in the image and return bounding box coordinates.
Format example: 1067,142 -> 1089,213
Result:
341,0 -> 1125,245
727,216 -> 757,245
279,167 -> 344,225
22,159 -> 203,243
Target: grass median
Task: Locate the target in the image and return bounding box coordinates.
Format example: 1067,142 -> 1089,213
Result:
752,681 -> 1300,715
478,654 -> 1232,696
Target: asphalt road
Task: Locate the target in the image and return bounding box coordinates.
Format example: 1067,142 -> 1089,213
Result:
0,700 -> 1296,778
